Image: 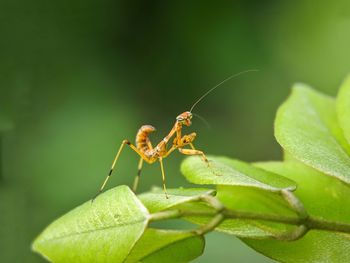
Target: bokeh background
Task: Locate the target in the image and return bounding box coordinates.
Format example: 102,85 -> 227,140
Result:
1,1 -> 350,262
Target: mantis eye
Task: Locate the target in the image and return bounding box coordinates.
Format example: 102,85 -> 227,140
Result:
176,116 -> 184,121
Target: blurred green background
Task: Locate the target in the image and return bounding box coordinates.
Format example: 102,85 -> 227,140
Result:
1,1 -> 350,262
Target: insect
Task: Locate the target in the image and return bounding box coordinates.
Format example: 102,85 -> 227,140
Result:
92,70 -> 257,200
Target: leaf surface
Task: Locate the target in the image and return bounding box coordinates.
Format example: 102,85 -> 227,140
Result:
337,74 -> 350,145
183,187 -> 297,240
32,186 -> 149,263
138,187 -> 215,213
125,228 -> 204,263
243,161 -> 350,262
275,84 -> 350,184
180,156 -> 298,239
245,231 -> 350,263
181,156 -> 296,192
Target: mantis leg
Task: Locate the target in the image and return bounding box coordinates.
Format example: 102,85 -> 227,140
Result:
159,157 -> 169,199
132,158 -> 143,193
163,145 -> 177,158
92,140 -> 149,201
179,143 -> 209,164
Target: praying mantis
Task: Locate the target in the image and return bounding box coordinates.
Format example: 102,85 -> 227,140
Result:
92,70 -> 257,200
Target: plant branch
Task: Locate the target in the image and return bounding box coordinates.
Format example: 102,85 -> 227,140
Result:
149,193 -> 350,240
306,216 -> 350,233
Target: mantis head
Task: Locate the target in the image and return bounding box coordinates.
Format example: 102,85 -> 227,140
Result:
176,111 -> 193,126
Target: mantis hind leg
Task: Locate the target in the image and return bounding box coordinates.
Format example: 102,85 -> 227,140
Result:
132,158 -> 143,193
159,157 -> 169,199
92,140 -> 150,202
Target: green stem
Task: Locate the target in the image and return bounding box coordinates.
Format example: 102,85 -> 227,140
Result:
307,216 -> 350,233
149,194 -> 350,240
281,189 -> 308,219
222,210 -> 302,225
194,214 -> 225,235
149,210 -> 182,221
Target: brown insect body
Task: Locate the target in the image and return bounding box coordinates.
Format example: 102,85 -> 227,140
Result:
135,125 -> 157,161
135,111 -> 198,164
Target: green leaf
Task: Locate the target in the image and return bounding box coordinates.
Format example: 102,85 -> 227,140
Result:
125,228 -> 205,263
245,231 -> 350,263
275,84 -> 350,184
243,161 -> 350,262
217,186 -> 296,216
180,156 -> 296,192
255,161 -> 350,223
337,74 -> 350,145
180,156 -> 298,239
32,186 -> 149,263
183,186 -> 298,239
138,187 -> 215,213
185,213 -> 295,239
214,164 -> 299,238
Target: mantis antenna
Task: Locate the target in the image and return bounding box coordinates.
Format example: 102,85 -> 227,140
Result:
189,69 -> 259,112
192,112 -> 211,129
